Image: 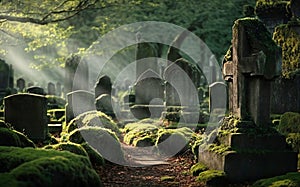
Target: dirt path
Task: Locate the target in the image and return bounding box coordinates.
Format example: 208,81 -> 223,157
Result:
96,150 -> 204,187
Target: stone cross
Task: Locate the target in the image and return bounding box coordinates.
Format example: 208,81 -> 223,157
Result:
223,18 -> 280,127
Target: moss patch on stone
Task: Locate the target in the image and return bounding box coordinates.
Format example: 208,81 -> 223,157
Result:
2,155 -> 102,187
286,133 -> 300,152
252,172 -> 300,187
44,142 -> 88,157
67,126 -> 124,164
64,110 -> 120,135
0,127 -> 35,148
196,170 -> 228,186
190,163 -> 209,176
81,142 -> 105,166
273,22 -> 300,78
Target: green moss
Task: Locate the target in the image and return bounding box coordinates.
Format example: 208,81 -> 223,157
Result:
44,142 -> 88,157
81,142 -> 105,166
47,109 -> 65,123
207,144 -> 232,155
252,172 -> 300,187
9,156 -> 102,187
67,126 -> 124,163
160,175 -> 175,182
0,146 -> 92,173
190,163 -> 209,176
234,18 -> 279,78
155,128 -> 190,155
286,133 -> 300,152
132,136 -> 155,147
123,123 -> 159,145
278,112 -> 300,135
64,110 -> 120,135
196,170 -> 228,186
0,128 -> 35,148
273,22 -> 300,78
255,0 -> 290,17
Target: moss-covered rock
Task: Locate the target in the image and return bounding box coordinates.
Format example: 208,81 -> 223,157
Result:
0,128 -> 35,148
123,123 -> 159,146
252,172 -> 300,187
190,163 -> 209,176
0,146 -> 92,172
278,112 -> 300,135
67,126 -> 124,164
81,142 -> 105,166
155,128 -> 190,155
64,110 -> 120,135
3,155 -> 102,187
44,142 -> 88,157
196,170 -> 228,187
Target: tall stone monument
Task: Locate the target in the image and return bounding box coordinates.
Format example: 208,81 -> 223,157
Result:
198,18 -> 297,182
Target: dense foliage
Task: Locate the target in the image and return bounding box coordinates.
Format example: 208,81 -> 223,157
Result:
0,0 -> 254,71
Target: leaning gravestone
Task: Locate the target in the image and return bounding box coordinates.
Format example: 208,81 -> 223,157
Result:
94,75 -> 112,99
16,78 -> 26,92
4,93 -> 48,140
199,18 -> 297,182
65,90 -> 95,123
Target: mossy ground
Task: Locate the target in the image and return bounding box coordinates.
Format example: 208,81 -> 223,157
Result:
252,172 -> 300,187
0,146 -> 102,187
196,170 -> 228,187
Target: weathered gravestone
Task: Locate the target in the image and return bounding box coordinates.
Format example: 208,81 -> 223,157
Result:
199,18 -> 297,182
94,75 -> 112,99
56,82 -> 62,97
64,54 -> 89,96
95,94 -> 115,118
131,70 -> 164,119
26,86 -> 46,95
47,82 -> 56,95
164,59 -> 200,108
163,59 -> 200,123
0,59 -> 13,103
4,93 -> 48,140
209,82 -> 227,122
65,90 -> 95,123
16,78 -> 26,92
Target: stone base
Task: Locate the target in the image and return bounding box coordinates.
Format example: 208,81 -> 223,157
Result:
198,149 -> 298,182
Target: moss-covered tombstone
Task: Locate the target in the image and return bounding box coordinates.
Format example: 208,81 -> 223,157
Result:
67,126 -> 124,164
0,146 -> 102,187
64,110 -> 120,135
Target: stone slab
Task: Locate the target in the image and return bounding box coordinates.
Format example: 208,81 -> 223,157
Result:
198,150 -> 298,182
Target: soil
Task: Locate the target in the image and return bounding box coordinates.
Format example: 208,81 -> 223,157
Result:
96,150 -> 205,187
